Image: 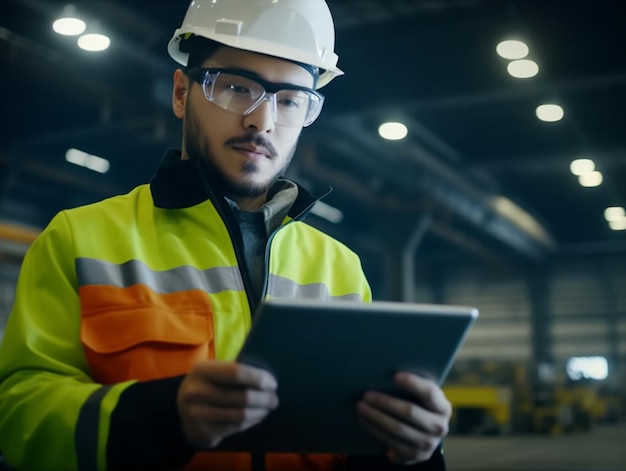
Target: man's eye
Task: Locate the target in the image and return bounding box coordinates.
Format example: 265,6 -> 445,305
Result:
278,98 -> 300,108
227,84 -> 252,95
278,93 -> 307,108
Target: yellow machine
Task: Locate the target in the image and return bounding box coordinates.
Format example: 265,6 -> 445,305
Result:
443,360 -> 525,435
443,360 -> 619,435
443,384 -> 514,434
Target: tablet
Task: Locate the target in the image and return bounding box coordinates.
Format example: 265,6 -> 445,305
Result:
219,298 -> 478,454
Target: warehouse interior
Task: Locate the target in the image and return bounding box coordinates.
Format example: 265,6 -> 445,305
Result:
1,1 -> 625,469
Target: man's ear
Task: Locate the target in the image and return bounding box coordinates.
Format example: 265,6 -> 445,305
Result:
172,69 -> 188,119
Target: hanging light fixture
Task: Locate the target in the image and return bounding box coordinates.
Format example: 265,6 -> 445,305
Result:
52,4 -> 86,36
77,33 -> 110,51
77,21 -> 111,52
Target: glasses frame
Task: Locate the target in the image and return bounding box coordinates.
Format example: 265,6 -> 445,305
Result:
186,67 -> 325,127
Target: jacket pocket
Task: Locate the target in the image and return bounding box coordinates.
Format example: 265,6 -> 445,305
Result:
81,303 -> 214,384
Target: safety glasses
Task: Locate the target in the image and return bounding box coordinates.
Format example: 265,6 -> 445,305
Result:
187,67 -> 325,127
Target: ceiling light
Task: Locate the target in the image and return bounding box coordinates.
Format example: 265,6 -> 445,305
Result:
311,200 -> 343,224
52,5 -> 86,36
496,40 -> 529,60
507,59 -> 539,78
536,104 -> 564,122
65,148 -> 110,173
578,171 -> 603,188
569,158 -> 595,176
604,207 -> 625,221
609,218 -> 626,231
53,18 -> 86,36
378,122 -> 408,140
78,33 -> 110,52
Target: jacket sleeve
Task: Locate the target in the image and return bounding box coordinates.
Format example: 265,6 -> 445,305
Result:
0,213 -> 193,471
0,212 -> 105,470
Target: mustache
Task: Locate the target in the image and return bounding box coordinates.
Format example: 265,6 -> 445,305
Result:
225,133 -> 279,159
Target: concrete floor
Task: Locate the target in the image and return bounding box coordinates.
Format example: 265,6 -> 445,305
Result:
442,423 -> 626,470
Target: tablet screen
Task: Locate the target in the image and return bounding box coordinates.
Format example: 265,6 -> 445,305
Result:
219,298 -> 478,453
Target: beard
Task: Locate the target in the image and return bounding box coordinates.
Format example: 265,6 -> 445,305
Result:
184,103 -> 297,200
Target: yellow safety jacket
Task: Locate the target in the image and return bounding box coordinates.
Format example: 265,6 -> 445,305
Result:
0,151 -> 444,470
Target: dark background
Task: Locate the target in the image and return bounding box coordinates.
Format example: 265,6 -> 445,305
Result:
1,0 -> 625,294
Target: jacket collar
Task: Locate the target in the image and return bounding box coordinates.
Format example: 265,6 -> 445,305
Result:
150,149 -> 331,219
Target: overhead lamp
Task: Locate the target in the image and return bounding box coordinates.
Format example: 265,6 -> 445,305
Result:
78,33 -> 110,52
65,148 -> 110,173
609,218 -> 626,231
77,20 -> 110,52
604,206 -> 625,221
52,5 -> 86,36
578,171 -> 603,188
605,207 -> 626,230
569,158 -> 595,176
496,40 -> 529,60
378,122 -> 408,141
536,104 -> 564,122
311,201 -> 343,224
507,59 -> 539,78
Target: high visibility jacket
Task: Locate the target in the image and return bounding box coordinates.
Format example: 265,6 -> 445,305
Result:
0,151 -> 444,471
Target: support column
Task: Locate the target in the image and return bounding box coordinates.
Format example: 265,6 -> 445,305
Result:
526,270 -> 553,380
377,212 -> 431,301
401,214 -> 432,302
599,264 -> 620,386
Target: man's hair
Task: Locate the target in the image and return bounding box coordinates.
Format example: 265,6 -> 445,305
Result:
179,35 -> 320,86
180,36 -> 222,69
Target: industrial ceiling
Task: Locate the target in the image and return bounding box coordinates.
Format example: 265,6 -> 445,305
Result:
1,0 -> 625,268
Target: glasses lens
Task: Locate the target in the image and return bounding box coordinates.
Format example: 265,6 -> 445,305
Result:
274,90 -> 321,127
206,72 -> 264,115
203,71 -> 324,127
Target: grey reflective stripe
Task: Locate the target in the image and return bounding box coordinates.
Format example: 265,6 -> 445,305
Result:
76,258 -> 244,294
267,274 -> 362,301
75,386 -> 111,471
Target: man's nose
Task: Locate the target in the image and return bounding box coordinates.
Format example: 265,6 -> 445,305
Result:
242,94 -> 277,132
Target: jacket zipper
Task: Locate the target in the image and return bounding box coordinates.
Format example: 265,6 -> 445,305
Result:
259,193 -> 327,300
197,162 -> 328,314
196,165 -> 258,314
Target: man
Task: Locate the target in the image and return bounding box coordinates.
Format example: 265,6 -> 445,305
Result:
0,1 -> 451,470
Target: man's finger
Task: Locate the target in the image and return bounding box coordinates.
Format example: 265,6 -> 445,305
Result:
361,391 -> 448,436
191,360 -> 278,390
357,400 -> 422,445
394,373 -> 452,416
357,415 -> 434,465
189,386 -> 279,409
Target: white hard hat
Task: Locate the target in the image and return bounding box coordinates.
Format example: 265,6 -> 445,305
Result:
168,0 -> 343,89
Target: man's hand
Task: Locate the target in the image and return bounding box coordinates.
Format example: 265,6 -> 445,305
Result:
177,360 -> 279,449
357,372 -> 451,465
